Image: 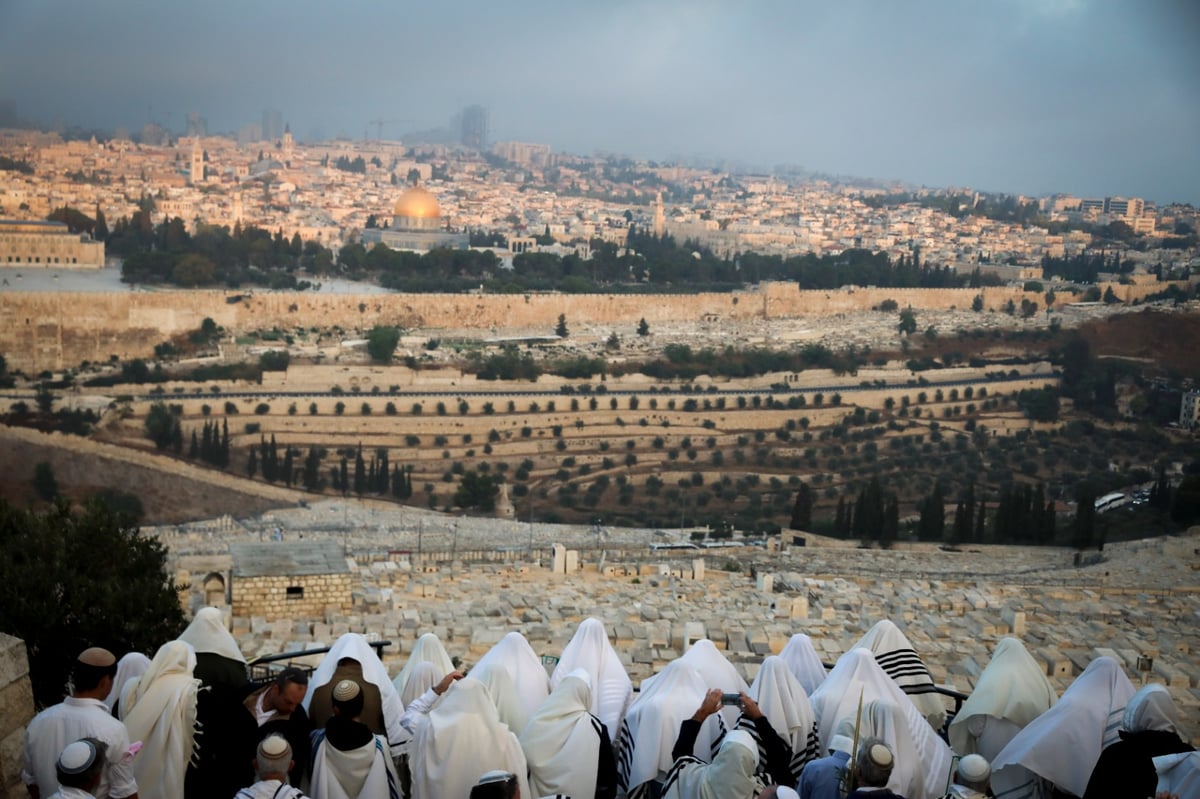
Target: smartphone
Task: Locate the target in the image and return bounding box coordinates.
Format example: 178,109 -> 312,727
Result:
720,692 -> 742,705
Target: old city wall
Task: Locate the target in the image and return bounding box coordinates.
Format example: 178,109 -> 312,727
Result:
0,280 -> 1183,373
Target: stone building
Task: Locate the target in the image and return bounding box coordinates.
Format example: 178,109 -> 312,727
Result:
0,219 -> 104,268
230,541 -> 352,620
360,184 -> 469,253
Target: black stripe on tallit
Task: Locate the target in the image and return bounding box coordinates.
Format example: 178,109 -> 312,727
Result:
708,712 -> 728,761
735,715 -> 776,784
660,755 -> 705,798
615,718 -> 634,792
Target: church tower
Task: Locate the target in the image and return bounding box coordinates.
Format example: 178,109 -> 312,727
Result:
190,141 -> 204,185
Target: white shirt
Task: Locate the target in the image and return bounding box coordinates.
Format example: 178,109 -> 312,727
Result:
254,690 -> 275,726
235,778 -> 310,799
47,788 -> 97,799
22,696 -> 138,799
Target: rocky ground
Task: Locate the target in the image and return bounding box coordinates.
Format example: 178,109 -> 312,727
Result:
157,500 -> 1200,747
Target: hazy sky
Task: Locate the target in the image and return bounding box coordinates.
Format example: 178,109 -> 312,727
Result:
2,0 -> 1198,203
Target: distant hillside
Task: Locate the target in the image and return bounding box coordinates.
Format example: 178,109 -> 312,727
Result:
1080,308 -> 1200,378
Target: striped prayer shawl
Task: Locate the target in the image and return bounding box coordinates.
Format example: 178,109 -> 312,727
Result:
734,716 -> 819,785
873,646 -> 939,696
660,755 -> 705,798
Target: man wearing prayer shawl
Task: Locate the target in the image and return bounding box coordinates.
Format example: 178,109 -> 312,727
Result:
808,648 -> 952,799
408,677 -> 530,799
615,659 -> 712,799
103,653 -> 149,715
778,634 -> 827,697
991,655 -> 1135,799
22,647 -> 138,799
550,617 -> 634,740
519,671 -> 617,799
470,631 -> 551,724
849,620 -> 946,732
304,633 -> 405,756
737,656 -> 820,786
177,606 -> 248,688
178,606 -> 253,799
309,680 -> 401,799
640,639 -> 750,750
1083,684 -> 1193,799
473,660 -> 531,735
946,637 -> 1056,763
1153,751 -> 1200,797
660,728 -> 764,799
118,641 -> 200,799
391,633 -> 455,705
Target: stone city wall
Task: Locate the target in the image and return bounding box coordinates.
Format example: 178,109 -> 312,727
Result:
0,280 -> 1184,372
0,633 -> 34,797
232,573 -> 353,621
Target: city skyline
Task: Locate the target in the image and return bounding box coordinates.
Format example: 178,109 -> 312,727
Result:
1,1 -> 1198,205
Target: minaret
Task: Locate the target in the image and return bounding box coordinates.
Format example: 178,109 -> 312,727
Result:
190,141 -> 204,184
232,192 -> 243,224
282,124 -> 294,160
654,191 -> 665,238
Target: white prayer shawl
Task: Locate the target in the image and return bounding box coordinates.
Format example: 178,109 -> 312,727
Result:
118,640 -> 200,799
850,619 -> 947,730
740,656 -> 819,781
808,648 -> 953,799
473,660 -> 529,735
470,631 -> 550,723
399,661 -> 441,708
991,656 -> 1135,799
1154,751 -> 1200,796
304,633 -> 406,756
642,639 -> 749,735
778,634 -> 828,696
1123,683 -> 1180,734
520,674 -> 602,799
104,652 -> 150,712
861,698 -> 931,799
661,729 -> 763,799
391,633 -> 455,701
309,732 -> 400,799
178,606 -> 245,662
409,677 -> 530,799
948,637 -> 1057,757
616,660 -> 713,798
550,617 -> 634,739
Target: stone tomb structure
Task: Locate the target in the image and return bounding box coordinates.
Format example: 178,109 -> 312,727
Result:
230,541 -> 352,620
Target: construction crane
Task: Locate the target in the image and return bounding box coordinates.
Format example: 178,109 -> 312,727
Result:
367,118 -> 410,140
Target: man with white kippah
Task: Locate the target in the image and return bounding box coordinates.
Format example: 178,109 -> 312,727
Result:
235,735 -> 310,799
22,647 -> 138,799
846,738 -> 906,799
470,770 -> 520,799
309,679 -> 400,799
947,754 -> 990,798
48,738 -> 107,799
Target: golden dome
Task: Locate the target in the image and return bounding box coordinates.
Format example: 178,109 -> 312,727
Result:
393,186 -> 441,219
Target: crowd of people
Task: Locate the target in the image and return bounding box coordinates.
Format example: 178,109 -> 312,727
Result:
19,609 -> 1197,799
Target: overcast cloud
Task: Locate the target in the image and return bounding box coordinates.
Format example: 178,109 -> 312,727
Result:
1,0 -> 1197,203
